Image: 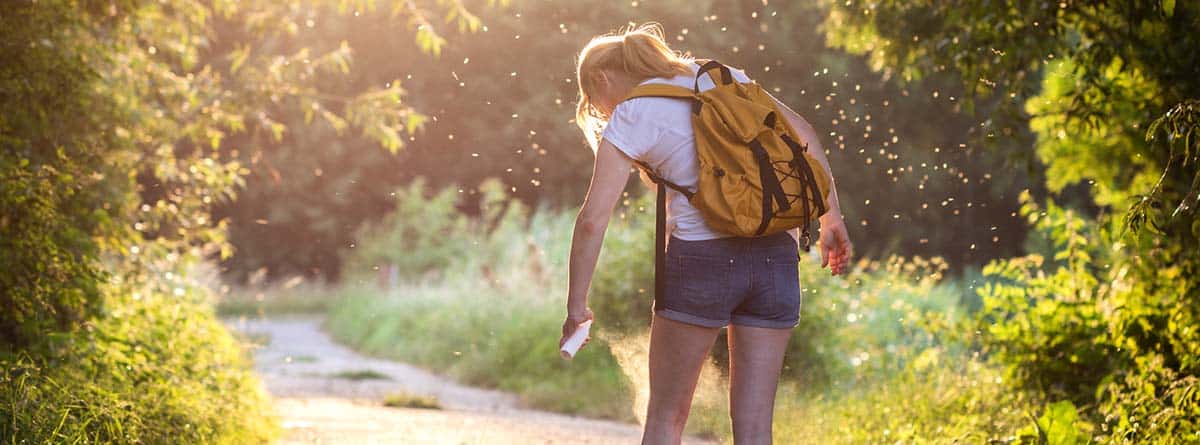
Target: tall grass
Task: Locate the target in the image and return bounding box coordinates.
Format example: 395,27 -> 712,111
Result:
1,291 -> 278,443
327,283 -> 639,421
216,280 -> 340,316
326,180 -> 1040,442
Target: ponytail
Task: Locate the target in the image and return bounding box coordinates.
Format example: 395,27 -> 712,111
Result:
575,23 -> 693,150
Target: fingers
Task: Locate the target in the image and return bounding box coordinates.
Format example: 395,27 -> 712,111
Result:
560,322 -> 574,347
831,242 -> 852,276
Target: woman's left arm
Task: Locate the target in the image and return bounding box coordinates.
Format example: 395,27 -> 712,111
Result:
561,139 -> 633,347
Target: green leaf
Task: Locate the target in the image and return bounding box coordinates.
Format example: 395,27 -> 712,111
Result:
1041,400 -> 1083,444
1163,0 -> 1176,17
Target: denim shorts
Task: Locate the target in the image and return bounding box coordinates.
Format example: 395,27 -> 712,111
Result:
657,231 -> 802,329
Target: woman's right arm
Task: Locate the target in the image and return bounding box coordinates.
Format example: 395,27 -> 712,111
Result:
561,139 -> 633,346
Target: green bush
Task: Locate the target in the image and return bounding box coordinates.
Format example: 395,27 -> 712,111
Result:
344,179 -> 472,281
976,194 -> 1115,402
975,193 -> 1200,442
0,0 -> 122,348
786,255 -> 969,387
774,357 -> 1036,444
0,292 -> 278,444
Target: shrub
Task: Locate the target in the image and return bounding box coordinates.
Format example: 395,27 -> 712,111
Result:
774,357 -> 1036,444
343,178 -> 472,281
0,292 -> 278,444
975,192 -> 1200,442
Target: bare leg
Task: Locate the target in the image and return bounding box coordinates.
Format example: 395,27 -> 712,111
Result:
642,314 -> 722,445
728,324 -> 793,445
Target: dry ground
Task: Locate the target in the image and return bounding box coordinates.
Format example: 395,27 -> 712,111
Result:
225,316 -> 718,444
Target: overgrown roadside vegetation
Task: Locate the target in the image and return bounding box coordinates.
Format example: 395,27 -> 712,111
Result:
1,295 -> 279,443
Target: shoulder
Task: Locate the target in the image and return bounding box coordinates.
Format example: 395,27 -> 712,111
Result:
610,97 -> 648,121
612,94 -> 679,118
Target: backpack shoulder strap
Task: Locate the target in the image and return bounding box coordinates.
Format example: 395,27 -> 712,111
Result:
622,84 -> 696,102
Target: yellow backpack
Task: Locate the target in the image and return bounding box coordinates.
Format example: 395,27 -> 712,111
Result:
624,60 -> 832,250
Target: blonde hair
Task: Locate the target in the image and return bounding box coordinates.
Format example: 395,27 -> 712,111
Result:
575,23 -> 693,150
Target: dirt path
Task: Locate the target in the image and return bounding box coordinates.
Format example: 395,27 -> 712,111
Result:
225,316 -> 717,444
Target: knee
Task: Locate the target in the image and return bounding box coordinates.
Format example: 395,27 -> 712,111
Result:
731,414 -> 773,444
646,399 -> 691,431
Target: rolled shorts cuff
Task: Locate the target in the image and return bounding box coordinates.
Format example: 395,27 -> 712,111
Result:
655,308 -> 728,328
730,315 -> 799,330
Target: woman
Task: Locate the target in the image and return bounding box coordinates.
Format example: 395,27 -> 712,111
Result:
559,24 -> 852,445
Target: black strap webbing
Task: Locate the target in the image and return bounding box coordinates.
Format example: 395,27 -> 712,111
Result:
750,139 -> 791,236
780,134 -> 827,251
694,59 -> 734,94
636,162 -> 693,199
634,161 -> 693,313
654,180 -> 666,312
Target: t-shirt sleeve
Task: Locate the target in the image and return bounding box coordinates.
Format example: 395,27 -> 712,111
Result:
600,100 -> 662,160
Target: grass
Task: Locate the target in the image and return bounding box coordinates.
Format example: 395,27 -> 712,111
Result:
382,392 -> 443,410
0,291 -> 279,443
772,355 -> 1034,444
329,369 -> 391,380
216,281 -> 340,316
235,331 -> 272,348
326,283 -> 641,423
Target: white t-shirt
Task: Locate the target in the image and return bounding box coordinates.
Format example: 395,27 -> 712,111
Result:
602,61 -> 798,242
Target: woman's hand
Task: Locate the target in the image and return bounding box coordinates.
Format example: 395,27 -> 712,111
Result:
559,308 -> 595,349
818,212 -> 853,276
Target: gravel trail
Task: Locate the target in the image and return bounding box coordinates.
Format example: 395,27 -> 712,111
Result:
225,316 -> 717,444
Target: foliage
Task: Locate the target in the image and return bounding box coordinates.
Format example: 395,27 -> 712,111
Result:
2,0 -> 461,344
975,192 -> 1200,442
976,192 -> 1116,402
775,357 -> 1036,444
825,1 -> 1200,441
0,291 -> 277,444
215,281 -> 340,316
0,1 -> 124,348
343,179 -> 472,280
382,392 -> 442,410
788,255 -> 967,387
218,0 -> 1040,282
210,0 -> 508,282
2,0 -> 492,442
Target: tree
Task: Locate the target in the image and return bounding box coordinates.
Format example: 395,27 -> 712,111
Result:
1,0 -> 493,440
823,0 -> 1199,439
1,0 -> 490,344
217,0 -> 1041,282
